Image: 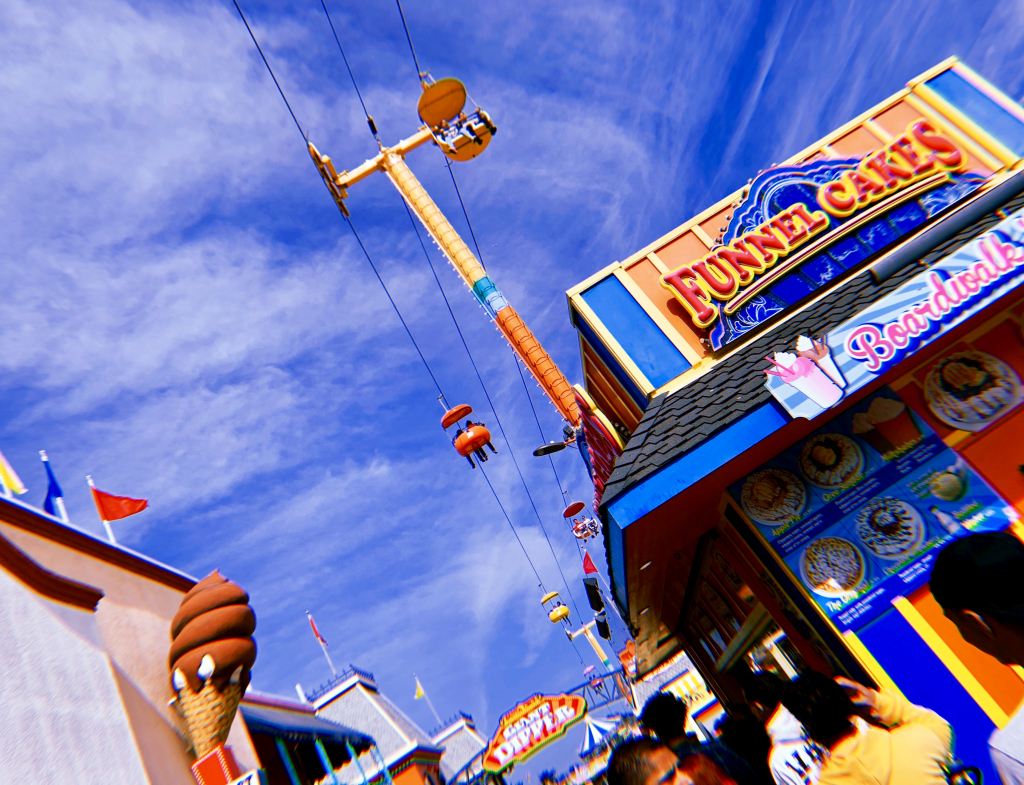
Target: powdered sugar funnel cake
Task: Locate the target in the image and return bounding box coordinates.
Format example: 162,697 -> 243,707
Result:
925,350 -> 1023,432
740,468 -> 807,526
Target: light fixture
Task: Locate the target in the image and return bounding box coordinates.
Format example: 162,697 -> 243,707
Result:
640,561 -> 652,571
533,441 -> 568,456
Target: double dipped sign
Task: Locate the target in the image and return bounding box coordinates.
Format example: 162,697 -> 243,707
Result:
482,694 -> 587,772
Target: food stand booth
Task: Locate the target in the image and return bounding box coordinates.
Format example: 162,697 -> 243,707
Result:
567,58 -> 1024,780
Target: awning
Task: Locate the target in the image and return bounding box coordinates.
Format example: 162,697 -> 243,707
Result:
579,715 -> 618,758
241,702 -> 373,749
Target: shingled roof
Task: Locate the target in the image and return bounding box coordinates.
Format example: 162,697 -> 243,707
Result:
600,192 -> 1024,508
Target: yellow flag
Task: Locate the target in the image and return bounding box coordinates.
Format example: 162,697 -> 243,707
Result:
0,448 -> 26,495
414,677 -> 425,700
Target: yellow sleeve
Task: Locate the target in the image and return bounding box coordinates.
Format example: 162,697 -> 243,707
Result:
871,689 -> 952,750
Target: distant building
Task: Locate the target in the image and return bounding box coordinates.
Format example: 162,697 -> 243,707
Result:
630,652 -> 723,740
306,666 -> 445,785
431,711 -> 487,783
241,691 -> 373,785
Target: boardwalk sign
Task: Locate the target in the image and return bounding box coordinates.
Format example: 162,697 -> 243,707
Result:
482,694 -> 587,772
766,206 -> 1024,419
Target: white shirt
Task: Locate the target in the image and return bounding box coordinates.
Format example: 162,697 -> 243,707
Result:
991,702 -> 1024,785
766,705 -> 828,785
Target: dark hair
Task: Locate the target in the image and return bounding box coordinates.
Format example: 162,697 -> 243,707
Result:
607,738 -> 669,785
781,672 -> 854,747
730,668 -> 791,709
715,715 -> 772,785
931,532 -> 1024,625
639,693 -> 688,743
678,753 -> 738,785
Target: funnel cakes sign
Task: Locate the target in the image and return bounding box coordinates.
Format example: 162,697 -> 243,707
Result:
661,119 -> 985,350
766,207 -> 1024,421
482,694 -> 586,773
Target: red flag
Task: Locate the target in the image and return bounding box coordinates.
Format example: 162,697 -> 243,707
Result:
308,613 -> 328,647
583,551 -> 598,575
90,486 -> 147,522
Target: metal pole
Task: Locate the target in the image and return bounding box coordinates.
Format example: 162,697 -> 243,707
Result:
276,738 -> 302,785
316,738 -> 341,785
370,743 -> 395,785
319,637 -> 338,676
347,741 -> 371,785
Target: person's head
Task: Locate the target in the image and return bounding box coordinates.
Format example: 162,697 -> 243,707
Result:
639,693 -> 689,746
730,668 -> 790,723
607,738 -> 685,785
931,532 -> 1024,665
782,672 -> 855,749
715,713 -> 771,762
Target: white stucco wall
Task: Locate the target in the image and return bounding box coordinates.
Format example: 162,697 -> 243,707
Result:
0,568 -> 149,783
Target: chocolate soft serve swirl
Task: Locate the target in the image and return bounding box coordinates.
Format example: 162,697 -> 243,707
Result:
169,570 -> 256,692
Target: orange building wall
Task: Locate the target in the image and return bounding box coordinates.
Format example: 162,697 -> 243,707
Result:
393,759 -> 443,785
909,586 -> 1024,718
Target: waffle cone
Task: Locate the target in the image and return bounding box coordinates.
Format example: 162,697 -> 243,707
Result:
174,679 -> 243,758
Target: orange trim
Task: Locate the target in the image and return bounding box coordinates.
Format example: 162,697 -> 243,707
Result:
580,337 -> 643,430
0,529 -> 103,611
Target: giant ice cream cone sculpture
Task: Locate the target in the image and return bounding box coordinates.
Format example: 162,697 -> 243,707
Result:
169,570 -> 256,759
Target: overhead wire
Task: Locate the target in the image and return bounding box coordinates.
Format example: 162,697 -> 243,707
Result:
320,0 -> 380,142
233,0 -> 556,603
387,0 -> 627,657
383,2 -> 590,626
232,0 -> 306,140
394,0 -> 425,81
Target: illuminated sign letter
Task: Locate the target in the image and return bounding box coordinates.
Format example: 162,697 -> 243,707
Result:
661,267 -> 719,327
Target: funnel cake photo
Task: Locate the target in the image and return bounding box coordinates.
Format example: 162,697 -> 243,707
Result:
855,498 -> 924,559
924,350 -> 1023,431
798,433 -> 864,489
801,537 -> 865,598
169,571 -> 257,759
740,468 -> 807,526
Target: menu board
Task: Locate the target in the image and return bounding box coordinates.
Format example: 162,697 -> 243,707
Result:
729,387 -> 1018,632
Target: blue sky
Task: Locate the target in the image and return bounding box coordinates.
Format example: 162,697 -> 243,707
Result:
4,0 -> 1024,777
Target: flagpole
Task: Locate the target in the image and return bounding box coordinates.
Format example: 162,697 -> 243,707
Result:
307,612 -> 338,676
415,674 -> 443,727
87,476 -> 117,544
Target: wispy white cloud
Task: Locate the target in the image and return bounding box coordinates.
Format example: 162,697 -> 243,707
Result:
3,0 -> 1023,775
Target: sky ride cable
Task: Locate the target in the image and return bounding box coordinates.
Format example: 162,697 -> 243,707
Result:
231,0 -> 305,140
400,201 -> 586,625
384,5 -> 593,627
232,0 -> 577,628
320,0 -> 381,143
232,0 -> 443,400
394,0 -> 426,81
321,0 -> 587,628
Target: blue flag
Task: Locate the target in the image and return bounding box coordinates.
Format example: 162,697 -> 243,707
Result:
40,451 -> 66,521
